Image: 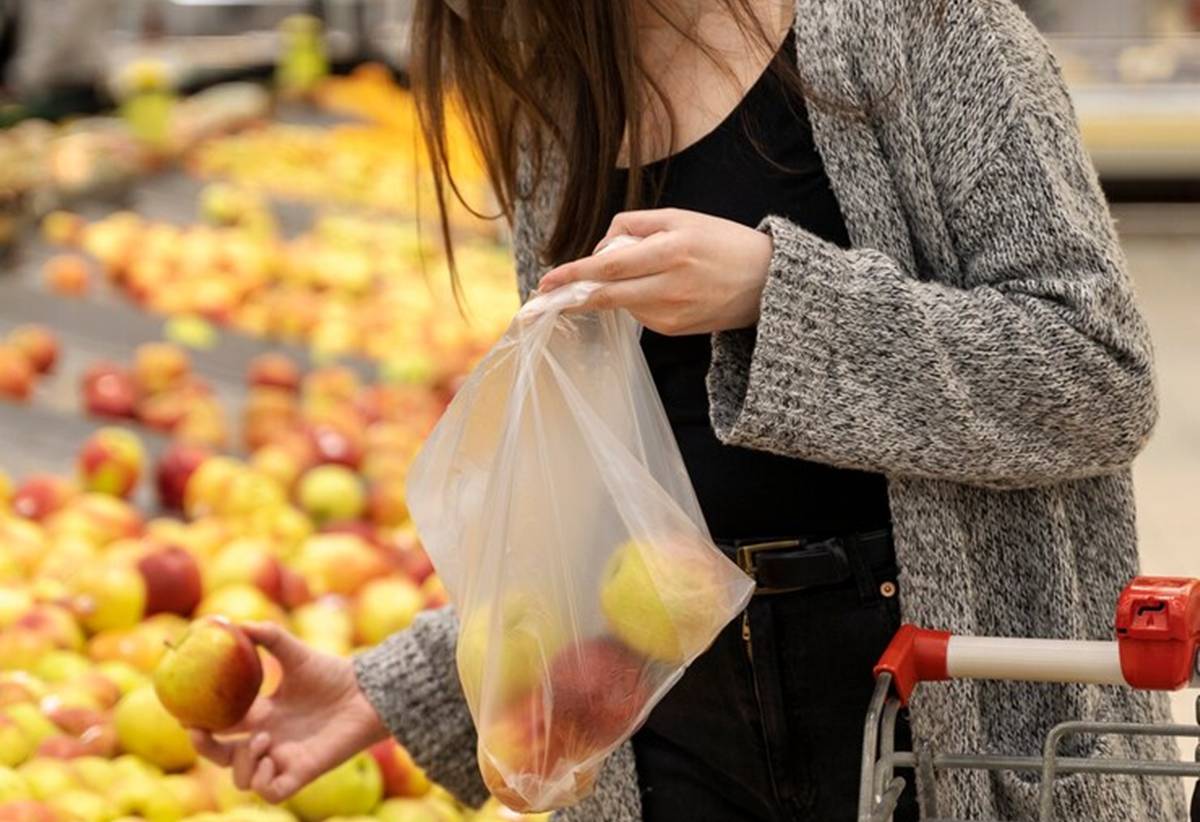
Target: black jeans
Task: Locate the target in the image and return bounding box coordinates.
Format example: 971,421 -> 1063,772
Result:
631,547 -> 918,822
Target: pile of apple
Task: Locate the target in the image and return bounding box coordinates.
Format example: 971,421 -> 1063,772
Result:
463,538 -> 739,813
0,414 -> 554,821
188,65 -> 494,241
44,203 -> 516,370
79,342 -> 230,449
0,325 -> 59,403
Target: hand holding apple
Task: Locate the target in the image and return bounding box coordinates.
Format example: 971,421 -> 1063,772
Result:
188,622 -> 390,805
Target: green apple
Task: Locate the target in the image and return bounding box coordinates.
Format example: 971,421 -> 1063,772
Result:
600,538 -> 731,663
113,686 -> 197,771
456,595 -> 565,709
287,751 -> 382,822
0,764 -> 30,803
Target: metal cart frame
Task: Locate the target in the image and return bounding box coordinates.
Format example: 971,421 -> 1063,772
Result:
858,576 -> 1200,822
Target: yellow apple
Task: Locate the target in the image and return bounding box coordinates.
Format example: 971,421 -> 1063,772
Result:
95,661 -> 147,696
196,583 -> 285,624
161,772 -> 216,815
17,758 -> 78,799
3,705 -> 58,750
110,772 -> 184,822
113,686 -> 197,771
71,562 -> 146,634
0,588 -> 34,628
600,538 -> 733,664
46,789 -> 117,822
71,755 -> 118,791
290,596 -> 354,650
353,578 -> 423,646
32,651 -> 91,684
0,764 -> 30,803
0,713 -> 35,768
456,596 -> 565,709
287,752 -> 383,822
293,534 -> 388,597
375,798 -> 462,822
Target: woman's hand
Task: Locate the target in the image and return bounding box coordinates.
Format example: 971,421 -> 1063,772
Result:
537,209 -> 773,335
190,623 -> 391,804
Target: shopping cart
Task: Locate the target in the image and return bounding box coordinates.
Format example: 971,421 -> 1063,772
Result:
859,576 -> 1200,822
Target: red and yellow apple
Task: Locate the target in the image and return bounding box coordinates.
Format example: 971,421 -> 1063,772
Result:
43,255 -> 91,296
248,353 -> 302,393
456,597 -> 565,709
80,363 -> 139,420
77,428 -> 145,499
369,740 -> 431,799
133,342 -> 190,396
154,442 -> 211,512
10,475 -> 75,522
153,616 -> 263,731
0,347 -> 35,401
5,326 -> 58,375
293,534 -> 388,597
205,539 -> 284,604
297,464 -> 365,524
70,562 -> 146,634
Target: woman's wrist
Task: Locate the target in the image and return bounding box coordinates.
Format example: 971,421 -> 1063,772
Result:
337,659 -> 392,751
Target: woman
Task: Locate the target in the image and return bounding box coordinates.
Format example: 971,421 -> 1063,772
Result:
193,1 -> 1187,819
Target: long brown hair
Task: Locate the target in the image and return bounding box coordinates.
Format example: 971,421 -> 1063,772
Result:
411,0 -> 802,279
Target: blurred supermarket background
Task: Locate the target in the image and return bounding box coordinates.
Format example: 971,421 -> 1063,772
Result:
0,1 -> 1197,820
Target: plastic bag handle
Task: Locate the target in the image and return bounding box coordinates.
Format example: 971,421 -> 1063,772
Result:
517,235 -> 642,321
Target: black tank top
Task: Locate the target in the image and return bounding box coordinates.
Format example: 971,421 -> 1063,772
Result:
602,36 -> 890,541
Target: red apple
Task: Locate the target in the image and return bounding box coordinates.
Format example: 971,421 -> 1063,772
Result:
77,428 -> 145,499
43,254 -> 91,296
368,739 -> 431,799
0,346 -> 34,401
81,363 -> 139,419
11,475 -> 75,521
153,617 -> 263,732
134,342 -> 190,396
155,442 -> 211,512
278,566 -> 312,609
137,546 -> 203,617
546,638 -> 647,749
5,326 -> 58,375
247,353 -> 301,393
307,422 -> 365,468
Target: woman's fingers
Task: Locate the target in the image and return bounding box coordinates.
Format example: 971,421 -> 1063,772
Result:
242,622 -> 310,669
232,732 -> 271,790
250,753 -> 278,799
190,730 -> 235,766
602,209 -> 685,245
540,231 -> 679,291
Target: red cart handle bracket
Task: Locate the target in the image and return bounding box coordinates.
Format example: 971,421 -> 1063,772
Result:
873,625 -> 951,705
1115,576 -> 1200,691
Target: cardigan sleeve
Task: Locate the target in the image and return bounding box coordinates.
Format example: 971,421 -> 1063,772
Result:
707,6 -> 1156,490
353,607 -> 489,807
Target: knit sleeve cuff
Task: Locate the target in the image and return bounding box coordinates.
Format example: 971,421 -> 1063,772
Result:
708,215 -> 847,453
353,607 -> 488,807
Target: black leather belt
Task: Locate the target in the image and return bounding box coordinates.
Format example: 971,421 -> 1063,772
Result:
719,529 -> 895,596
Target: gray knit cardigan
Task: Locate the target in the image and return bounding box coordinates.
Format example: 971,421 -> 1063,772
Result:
355,1 -> 1187,819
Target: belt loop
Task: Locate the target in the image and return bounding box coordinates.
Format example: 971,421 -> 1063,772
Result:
845,532 -> 877,602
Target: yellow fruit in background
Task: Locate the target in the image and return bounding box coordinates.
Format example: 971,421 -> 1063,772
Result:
456,596 -> 564,709
0,713 -> 35,768
17,757 -> 78,798
600,538 -> 731,664
113,686 -> 197,771
47,789 -> 118,822
0,587 -> 34,629
376,797 -> 461,821
353,577 -> 423,646
287,751 -> 382,822
0,764 -> 30,803
110,771 -> 185,822
196,583 -> 285,624
32,650 -> 91,683
96,661 -> 148,696
3,704 -> 58,750
72,562 -> 146,634
72,755 -> 118,791
161,772 -> 216,816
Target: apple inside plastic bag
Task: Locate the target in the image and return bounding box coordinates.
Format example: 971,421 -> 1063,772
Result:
405,235 -> 755,813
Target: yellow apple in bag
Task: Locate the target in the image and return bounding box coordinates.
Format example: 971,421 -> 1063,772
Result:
456,595 -> 564,708
600,538 -> 734,664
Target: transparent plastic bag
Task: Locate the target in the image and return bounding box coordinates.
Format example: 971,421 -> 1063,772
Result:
405,237 -> 755,813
